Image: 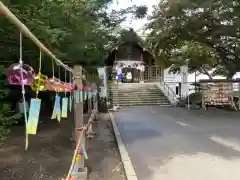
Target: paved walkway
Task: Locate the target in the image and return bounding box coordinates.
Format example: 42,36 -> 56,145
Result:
114,106 -> 240,180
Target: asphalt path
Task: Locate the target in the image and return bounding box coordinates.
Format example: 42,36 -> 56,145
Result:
114,106 -> 240,180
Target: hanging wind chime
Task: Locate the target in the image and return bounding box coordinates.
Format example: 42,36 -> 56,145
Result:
45,58 -> 58,91
31,51 -> 48,92
51,65 -> 63,122
27,50 -> 43,136
6,31 -> 31,150
61,69 -> 69,118
53,65 -> 65,92
6,63 -> 35,86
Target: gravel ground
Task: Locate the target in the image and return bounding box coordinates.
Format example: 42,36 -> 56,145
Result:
87,113 -> 126,180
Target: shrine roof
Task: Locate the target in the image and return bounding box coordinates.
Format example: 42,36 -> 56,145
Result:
105,41 -> 154,66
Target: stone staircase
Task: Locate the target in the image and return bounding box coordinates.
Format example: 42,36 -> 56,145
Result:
109,83 -> 171,107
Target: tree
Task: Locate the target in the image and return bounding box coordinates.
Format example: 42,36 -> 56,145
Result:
0,0 -> 148,73
169,41 -> 220,79
0,0 -> 148,138
145,0 -> 240,79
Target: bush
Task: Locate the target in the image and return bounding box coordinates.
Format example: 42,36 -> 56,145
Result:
177,92 -> 202,108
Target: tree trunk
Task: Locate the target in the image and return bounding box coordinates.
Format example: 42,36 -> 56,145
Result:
198,68 -> 213,79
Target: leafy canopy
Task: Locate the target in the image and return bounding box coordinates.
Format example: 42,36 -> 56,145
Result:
0,0 -> 148,73
145,0 -> 240,79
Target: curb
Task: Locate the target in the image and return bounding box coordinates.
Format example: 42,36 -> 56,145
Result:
109,112 -> 138,180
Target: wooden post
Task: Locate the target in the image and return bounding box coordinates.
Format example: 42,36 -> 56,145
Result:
73,65 -> 85,170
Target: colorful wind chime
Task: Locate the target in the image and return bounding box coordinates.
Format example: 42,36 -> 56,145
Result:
25,50 -> 45,138
61,69 -> 69,118
6,32 -> 31,150
5,32 -> 78,149
6,32 -> 97,151
31,51 -> 48,92
50,62 -> 77,122
6,32 -> 46,149
45,59 -> 57,91
51,65 -> 63,122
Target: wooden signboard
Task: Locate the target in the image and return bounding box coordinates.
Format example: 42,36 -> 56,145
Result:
201,82 -> 236,110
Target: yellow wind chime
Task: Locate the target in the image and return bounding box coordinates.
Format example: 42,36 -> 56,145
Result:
27,51 -> 45,136
31,51 -> 48,93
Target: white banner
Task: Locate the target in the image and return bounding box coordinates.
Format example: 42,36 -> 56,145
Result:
97,67 -> 107,98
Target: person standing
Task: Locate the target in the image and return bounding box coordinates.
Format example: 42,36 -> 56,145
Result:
126,71 -> 132,83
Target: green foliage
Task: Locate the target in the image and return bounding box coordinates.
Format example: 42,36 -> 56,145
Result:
134,5 -> 148,19
169,41 -> 219,78
145,0 -> 240,79
0,0 -> 147,76
0,66 -> 21,139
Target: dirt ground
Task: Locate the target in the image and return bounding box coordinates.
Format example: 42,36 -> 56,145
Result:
0,109 -> 125,180
87,113 -> 126,180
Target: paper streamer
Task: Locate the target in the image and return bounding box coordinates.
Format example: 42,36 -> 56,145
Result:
61,97 -> 68,118
51,95 -> 57,119
27,98 -> 41,135
76,155 -> 81,167
81,144 -> 88,160
88,91 -> 92,99
73,161 -> 79,173
69,96 -> 72,112
75,90 -> 80,103
51,95 -> 61,122
79,90 -> 83,102
70,155 -> 81,177
56,95 -> 61,121
25,134 -> 29,150
84,91 -> 87,100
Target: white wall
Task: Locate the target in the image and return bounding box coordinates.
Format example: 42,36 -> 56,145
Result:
163,68 -> 240,95
163,68 -> 179,93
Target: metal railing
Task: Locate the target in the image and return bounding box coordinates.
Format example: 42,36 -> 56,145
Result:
160,81 -> 177,104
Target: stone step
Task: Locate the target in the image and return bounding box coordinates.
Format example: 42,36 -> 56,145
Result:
112,92 -> 164,95
113,98 -> 169,101
114,86 -> 157,88
111,90 -> 164,93
114,103 -> 172,107
113,99 -> 169,102
113,101 -> 170,105
113,97 -> 169,100
109,84 -> 171,107
110,90 -> 164,93
110,87 -> 161,90
113,97 -> 168,101
110,87 -> 160,91
112,94 -> 165,97
112,83 -> 156,85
